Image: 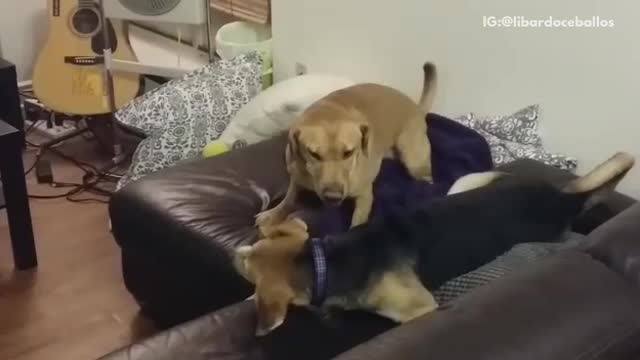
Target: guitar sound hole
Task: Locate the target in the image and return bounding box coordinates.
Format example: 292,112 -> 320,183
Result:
71,8 -> 100,37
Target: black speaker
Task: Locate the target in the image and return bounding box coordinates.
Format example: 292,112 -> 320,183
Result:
0,58 -> 24,146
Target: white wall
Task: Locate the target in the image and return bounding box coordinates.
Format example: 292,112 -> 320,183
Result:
271,0 -> 640,198
0,1 -> 48,81
139,8 -> 237,49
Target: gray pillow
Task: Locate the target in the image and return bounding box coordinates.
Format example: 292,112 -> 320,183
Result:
115,52 -> 263,190
433,233 -> 586,304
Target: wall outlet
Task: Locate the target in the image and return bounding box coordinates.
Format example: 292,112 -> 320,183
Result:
295,62 -> 307,76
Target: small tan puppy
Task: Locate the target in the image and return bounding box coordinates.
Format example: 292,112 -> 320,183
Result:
256,62 -> 438,228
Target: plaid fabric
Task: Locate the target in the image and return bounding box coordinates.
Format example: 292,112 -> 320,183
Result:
311,237 -> 328,306
433,233 -> 586,304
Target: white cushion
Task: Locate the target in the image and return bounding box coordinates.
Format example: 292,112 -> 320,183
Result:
217,74 -> 355,149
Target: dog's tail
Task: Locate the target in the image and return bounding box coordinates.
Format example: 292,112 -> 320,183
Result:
447,171 -> 506,195
563,152 -> 635,210
418,62 -> 437,114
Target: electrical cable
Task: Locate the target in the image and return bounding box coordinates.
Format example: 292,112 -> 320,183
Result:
21,47 -> 123,202
25,139 -> 100,175
19,91 -> 37,99
24,154 -> 40,176
24,137 -> 116,204
24,119 -> 40,134
27,174 -> 111,202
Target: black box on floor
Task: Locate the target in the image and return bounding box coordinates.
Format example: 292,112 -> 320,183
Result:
36,159 -> 53,184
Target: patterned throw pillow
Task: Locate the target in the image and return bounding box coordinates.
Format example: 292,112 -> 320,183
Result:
115,52 -> 263,190
453,105 -> 578,171
432,233 -> 586,304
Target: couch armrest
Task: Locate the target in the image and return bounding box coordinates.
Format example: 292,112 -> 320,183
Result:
497,159 -> 636,233
109,132 -> 289,264
333,251 -> 640,360
581,203 -> 640,288
108,134 -> 290,324
97,301 -> 263,360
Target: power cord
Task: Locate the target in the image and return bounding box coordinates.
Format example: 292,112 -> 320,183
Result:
23,140 -> 42,176
20,93 -> 118,205
24,118 -> 40,134
24,155 -> 40,176
24,139 -> 115,204
27,174 -> 111,204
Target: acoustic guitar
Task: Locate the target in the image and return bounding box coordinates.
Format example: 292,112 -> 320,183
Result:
32,0 -> 141,115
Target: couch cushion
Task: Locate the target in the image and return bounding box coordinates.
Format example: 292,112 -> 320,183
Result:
101,249 -> 640,360
97,301 -> 264,360
333,251 -> 640,360
433,232 -> 585,303
259,250 -> 640,360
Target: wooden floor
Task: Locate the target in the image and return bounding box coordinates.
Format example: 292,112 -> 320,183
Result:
0,137 -> 155,360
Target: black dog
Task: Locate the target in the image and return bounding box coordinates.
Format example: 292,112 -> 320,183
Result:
234,152 -> 634,336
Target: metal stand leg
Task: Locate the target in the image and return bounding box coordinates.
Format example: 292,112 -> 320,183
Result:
97,0 -> 127,165
206,0 -> 215,63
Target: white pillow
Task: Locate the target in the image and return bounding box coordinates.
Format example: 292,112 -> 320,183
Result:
216,74 -> 355,149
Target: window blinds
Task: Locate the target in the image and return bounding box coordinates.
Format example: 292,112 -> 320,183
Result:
210,0 -> 271,24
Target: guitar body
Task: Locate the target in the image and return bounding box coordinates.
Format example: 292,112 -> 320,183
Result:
33,0 -> 141,115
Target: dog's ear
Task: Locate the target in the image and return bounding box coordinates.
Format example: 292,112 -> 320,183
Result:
359,124 -> 370,156
236,245 -> 253,258
233,245 -> 255,282
254,280 -> 294,336
288,128 -> 304,160
260,219 -> 309,241
287,217 -> 309,231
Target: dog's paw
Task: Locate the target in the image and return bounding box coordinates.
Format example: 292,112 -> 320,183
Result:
255,208 -> 284,228
422,174 -> 434,183
407,165 -> 433,184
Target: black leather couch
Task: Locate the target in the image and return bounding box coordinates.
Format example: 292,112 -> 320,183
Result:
103,133 -> 640,359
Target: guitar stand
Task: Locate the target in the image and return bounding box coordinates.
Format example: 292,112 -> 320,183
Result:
97,146 -> 129,183
98,0 -> 129,170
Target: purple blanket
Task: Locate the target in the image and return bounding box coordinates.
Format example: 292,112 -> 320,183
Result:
296,113 -> 493,238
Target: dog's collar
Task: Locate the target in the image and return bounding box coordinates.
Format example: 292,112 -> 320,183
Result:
310,237 -> 328,306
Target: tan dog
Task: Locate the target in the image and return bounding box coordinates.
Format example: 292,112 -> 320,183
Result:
255,62 -> 438,228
